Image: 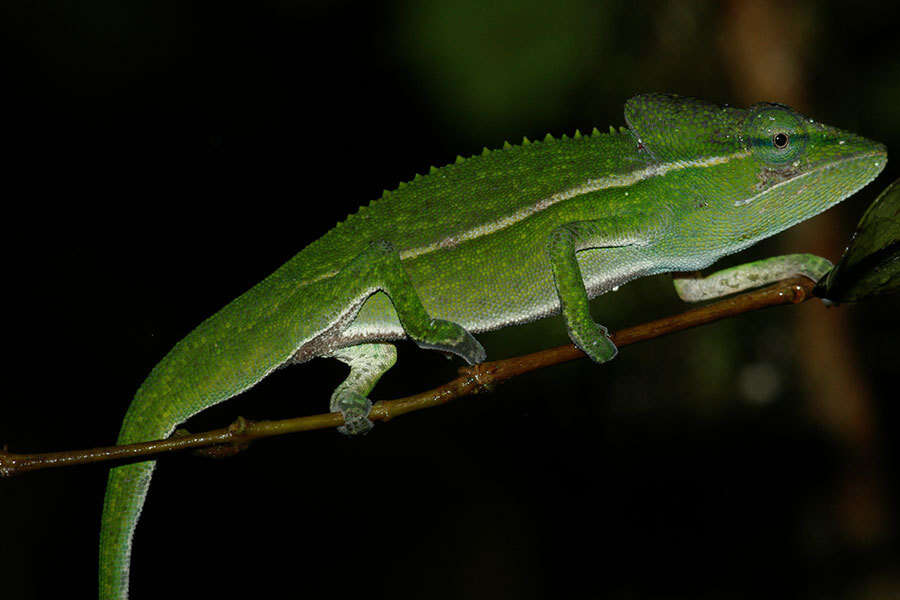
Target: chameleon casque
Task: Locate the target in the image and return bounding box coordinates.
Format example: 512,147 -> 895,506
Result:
100,93 -> 887,598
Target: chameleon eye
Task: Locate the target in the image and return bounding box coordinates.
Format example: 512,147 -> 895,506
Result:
744,104 -> 806,165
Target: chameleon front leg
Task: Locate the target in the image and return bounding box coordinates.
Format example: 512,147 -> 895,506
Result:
673,253 -> 833,302
547,219 -> 650,363
328,343 -> 396,435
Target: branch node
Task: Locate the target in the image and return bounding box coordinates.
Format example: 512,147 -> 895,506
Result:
459,363 -> 496,394
0,449 -> 14,478
188,417 -> 253,460
228,416 -> 250,434
789,282 -> 810,304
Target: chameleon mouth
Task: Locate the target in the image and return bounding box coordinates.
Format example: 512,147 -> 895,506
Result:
733,149 -> 888,208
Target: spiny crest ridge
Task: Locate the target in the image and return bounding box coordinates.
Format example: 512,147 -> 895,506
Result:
364,123 -> 627,207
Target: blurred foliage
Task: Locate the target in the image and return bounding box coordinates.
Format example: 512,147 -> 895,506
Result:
394,0 -> 611,133
817,178 -> 900,301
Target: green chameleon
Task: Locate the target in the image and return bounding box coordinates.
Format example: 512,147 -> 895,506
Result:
100,93 -> 886,598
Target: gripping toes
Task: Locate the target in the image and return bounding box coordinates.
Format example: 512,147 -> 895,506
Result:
332,391 -> 374,435
328,344 -> 397,436
568,320 -> 618,363
414,318 -> 486,365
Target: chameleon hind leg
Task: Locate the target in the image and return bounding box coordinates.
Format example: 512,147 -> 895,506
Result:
673,254 -> 833,302
328,343 -> 397,435
335,240 -> 485,364
322,240 -> 485,433
335,241 -> 485,365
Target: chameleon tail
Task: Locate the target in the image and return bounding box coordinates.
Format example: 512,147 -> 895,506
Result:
99,394 -> 179,600
99,461 -> 156,599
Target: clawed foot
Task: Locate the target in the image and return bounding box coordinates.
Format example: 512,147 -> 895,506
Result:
333,392 -> 374,436
416,319 -> 486,365
569,321 -> 618,363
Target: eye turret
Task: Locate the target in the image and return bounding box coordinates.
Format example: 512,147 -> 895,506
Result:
743,104 -> 807,165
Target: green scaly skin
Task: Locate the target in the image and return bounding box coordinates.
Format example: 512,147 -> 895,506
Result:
100,93 -> 886,598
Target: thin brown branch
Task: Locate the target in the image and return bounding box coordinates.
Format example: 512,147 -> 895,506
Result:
0,276 -> 816,478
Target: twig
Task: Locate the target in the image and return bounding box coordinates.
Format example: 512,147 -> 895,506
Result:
0,276 -> 816,478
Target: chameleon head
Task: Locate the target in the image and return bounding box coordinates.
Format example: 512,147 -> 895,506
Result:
624,93 -> 887,249
731,101 -> 888,239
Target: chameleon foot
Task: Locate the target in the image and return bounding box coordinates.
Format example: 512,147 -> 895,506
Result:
328,343 -> 396,436
568,321 -> 618,363
333,391 -> 374,436
415,319 -> 486,365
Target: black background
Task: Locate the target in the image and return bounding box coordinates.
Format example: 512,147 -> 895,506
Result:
3,1 -> 899,598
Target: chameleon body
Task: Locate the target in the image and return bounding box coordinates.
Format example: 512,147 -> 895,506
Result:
100,94 -> 886,598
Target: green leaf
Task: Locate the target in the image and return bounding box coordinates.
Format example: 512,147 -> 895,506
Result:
815,178 -> 900,302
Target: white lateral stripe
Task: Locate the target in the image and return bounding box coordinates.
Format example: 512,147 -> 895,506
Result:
303,149 -> 751,286
398,150 -> 751,261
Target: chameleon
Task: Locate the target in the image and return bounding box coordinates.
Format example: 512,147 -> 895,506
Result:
100,93 -> 887,598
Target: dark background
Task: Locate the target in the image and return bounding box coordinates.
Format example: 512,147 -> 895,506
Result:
2,1 -> 899,598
